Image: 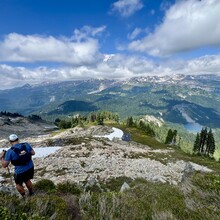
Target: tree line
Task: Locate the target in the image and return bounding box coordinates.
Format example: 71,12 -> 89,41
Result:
0,111 -> 23,117
55,112 -> 216,159
55,111 -> 119,129
126,116 -> 155,137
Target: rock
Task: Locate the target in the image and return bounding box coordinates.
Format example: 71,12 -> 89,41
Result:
0,186 -> 18,195
152,176 -> 167,183
120,182 -> 130,192
1,125 -> 213,188
188,162 -> 212,173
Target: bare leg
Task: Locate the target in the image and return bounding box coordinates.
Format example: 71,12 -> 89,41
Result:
16,184 -> 25,197
25,179 -> 34,195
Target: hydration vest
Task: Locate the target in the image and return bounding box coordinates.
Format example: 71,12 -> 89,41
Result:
11,143 -> 32,166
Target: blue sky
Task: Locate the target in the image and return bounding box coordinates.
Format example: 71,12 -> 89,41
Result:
0,0 -> 220,89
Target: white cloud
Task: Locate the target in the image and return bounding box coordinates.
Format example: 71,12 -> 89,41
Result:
72,25 -> 106,41
2,53 -> 220,90
184,55 -> 220,74
111,0 -> 143,17
127,27 -> 149,40
128,0 -> 220,57
0,26 -> 106,65
127,28 -> 142,40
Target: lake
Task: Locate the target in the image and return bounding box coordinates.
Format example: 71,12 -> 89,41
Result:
184,122 -> 203,133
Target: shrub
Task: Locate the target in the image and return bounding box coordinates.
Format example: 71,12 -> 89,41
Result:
79,181 -> 191,220
57,181 -> 82,195
0,206 -> 10,219
34,179 -> 56,193
101,176 -> 133,192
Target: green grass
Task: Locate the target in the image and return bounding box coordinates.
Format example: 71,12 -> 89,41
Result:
51,129 -> 66,136
14,123 -> 218,219
79,177 -> 220,220
108,123 -> 167,149
1,175 -> 220,219
0,192 -> 70,220
108,123 -> 220,172
192,172 -> 220,193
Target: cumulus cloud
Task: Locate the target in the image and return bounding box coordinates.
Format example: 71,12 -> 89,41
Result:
0,26 -> 106,65
72,25 -> 106,41
1,53 -> 220,90
127,28 -> 142,40
111,0 -> 143,17
128,0 -> 220,57
127,27 -> 149,40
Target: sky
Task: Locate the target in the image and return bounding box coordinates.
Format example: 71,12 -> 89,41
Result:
0,0 -> 220,89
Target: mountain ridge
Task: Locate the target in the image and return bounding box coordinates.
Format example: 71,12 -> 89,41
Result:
0,74 -> 219,128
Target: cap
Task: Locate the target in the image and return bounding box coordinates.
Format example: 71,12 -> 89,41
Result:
8,134 -> 19,142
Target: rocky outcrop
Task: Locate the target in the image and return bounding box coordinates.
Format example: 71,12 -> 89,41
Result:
0,125 -> 212,188
0,115 -> 57,140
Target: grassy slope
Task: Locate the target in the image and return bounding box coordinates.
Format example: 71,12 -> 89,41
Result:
109,122 -> 220,172
1,124 -> 220,220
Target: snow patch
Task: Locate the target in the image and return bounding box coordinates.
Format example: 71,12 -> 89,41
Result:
94,127 -> 123,141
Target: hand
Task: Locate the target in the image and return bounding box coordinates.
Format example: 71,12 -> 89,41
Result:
0,150 -> 6,159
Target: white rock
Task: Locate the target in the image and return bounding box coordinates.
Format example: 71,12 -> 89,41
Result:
120,182 -> 130,192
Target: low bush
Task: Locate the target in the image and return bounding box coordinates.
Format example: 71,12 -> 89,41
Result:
57,181 -> 82,195
34,179 -> 56,193
1,174 -> 220,219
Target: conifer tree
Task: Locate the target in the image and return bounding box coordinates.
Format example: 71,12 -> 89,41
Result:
193,133 -> 200,154
90,112 -> 96,122
126,116 -> 133,127
199,127 -> 207,154
165,129 -> 173,144
205,129 -> 215,156
193,127 -> 215,157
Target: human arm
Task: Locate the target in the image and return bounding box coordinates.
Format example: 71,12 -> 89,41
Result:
0,151 -> 10,168
31,149 -> 35,156
25,143 -> 35,156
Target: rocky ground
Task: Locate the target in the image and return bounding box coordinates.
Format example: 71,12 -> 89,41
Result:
0,125 -> 212,193
0,115 -> 57,140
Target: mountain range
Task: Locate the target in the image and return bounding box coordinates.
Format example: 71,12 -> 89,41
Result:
0,74 -> 220,128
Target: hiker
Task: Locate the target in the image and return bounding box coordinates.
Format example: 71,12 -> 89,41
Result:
0,134 -> 35,198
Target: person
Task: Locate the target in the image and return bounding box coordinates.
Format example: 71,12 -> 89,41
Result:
0,134 -> 35,198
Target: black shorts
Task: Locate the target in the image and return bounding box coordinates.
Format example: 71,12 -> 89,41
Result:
14,167 -> 34,185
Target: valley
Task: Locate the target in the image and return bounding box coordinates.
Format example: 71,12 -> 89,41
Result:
0,74 -> 220,130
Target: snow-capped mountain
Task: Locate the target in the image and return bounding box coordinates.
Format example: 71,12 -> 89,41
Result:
0,74 -> 219,128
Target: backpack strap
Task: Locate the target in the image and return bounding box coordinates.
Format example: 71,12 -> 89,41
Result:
11,143 -> 31,166
11,143 -> 27,154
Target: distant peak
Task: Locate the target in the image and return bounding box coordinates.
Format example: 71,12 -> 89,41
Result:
21,83 -> 32,88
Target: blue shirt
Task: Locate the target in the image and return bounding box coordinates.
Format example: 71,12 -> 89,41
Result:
5,143 -> 34,174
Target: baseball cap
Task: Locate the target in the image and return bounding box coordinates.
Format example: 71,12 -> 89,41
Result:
8,134 -> 19,142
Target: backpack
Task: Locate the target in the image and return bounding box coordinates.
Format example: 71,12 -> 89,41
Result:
11,143 -> 32,166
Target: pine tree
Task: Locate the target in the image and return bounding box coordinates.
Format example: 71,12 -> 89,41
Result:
193,127 -> 215,157
206,129 -> 215,156
199,127 -> 207,154
126,116 -> 133,127
193,133 -> 200,154
90,112 -> 96,122
165,129 -> 173,144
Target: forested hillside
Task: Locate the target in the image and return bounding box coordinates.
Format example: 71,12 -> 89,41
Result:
0,75 -> 220,129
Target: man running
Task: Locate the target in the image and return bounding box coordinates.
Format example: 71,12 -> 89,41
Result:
0,134 -> 35,198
